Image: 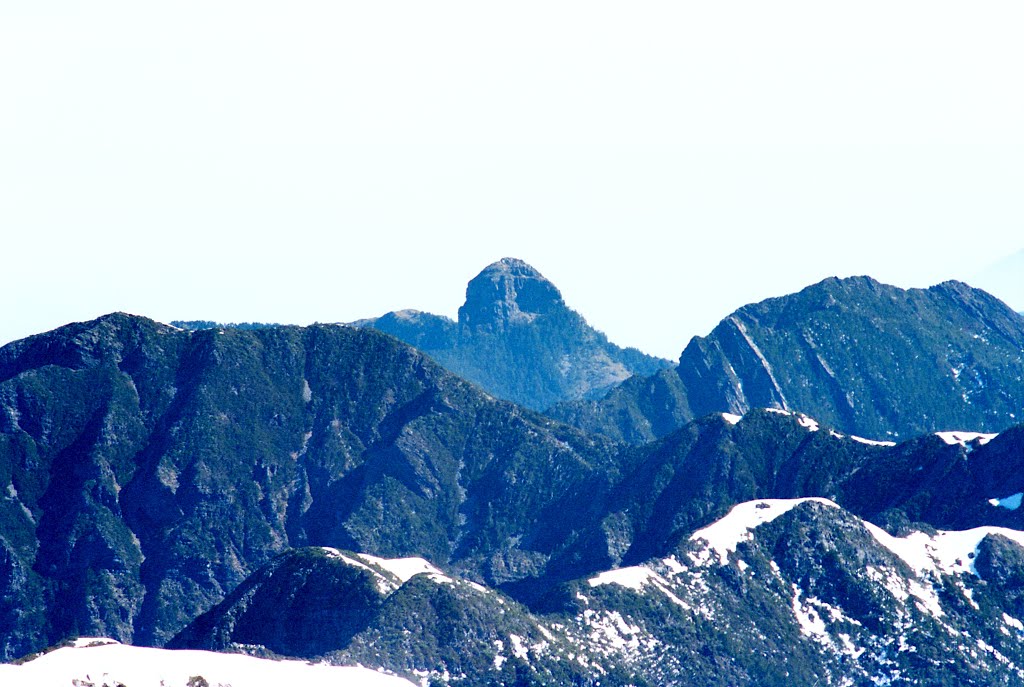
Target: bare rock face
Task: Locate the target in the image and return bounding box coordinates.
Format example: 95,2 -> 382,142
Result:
458,258 -> 565,331
358,258 -> 671,411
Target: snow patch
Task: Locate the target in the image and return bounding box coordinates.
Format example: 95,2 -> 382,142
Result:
425,572 -> 456,585
907,578 -> 944,617
321,550 -> 445,594
465,579 -> 491,594
796,414 -> 820,432
356,553 -> 443,584
589,566 -> 655,591
721,412 -> 743,425
322,548 -> 398,593
850,435 -> 896,447
586,611 -> 644,654
959,582 -> 980,610
690,498 -> 838,565
791,586 -> 829,641
837,633 -> 865,660
865,566 -> 909,603
589,565 -> 690,609
508,634 -> 530,660
729,318 -> 790,411
661,556 -> 687,575
862,523 -> 1024,577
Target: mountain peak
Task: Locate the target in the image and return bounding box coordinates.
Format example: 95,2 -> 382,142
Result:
458,257 -> 565,329
481,256 -> 544,277
805,274 -> 882,294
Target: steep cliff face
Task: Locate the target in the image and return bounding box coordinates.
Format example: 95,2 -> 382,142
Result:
458,258 -> 566,330
551,277 -> 1024,443
357,258 -> 671,411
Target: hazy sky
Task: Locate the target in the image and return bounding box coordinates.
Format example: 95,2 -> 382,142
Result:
3,1 -> 1023,359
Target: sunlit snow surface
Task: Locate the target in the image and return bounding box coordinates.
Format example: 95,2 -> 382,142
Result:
862,521 -> 1024,577
356,553 -> 443,582
0,639 -> 417,687
688,496 -> 1024,581
935,430 -> 998,447
849,435 -> 896,447
588,566 -> 657,591
795,414 -> 819,431
588,565 -> 691,609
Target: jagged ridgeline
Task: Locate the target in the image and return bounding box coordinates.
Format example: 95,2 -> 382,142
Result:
352,258 -> 672,411
551,276 -> 1024,443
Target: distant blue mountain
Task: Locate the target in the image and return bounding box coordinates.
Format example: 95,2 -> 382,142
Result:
353,258 -> 671,411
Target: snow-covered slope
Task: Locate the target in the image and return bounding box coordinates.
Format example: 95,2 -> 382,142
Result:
0,639 -> 417,687
568,497 -> 1024,685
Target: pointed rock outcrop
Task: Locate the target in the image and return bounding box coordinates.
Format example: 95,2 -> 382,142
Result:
356,258 -> 671,410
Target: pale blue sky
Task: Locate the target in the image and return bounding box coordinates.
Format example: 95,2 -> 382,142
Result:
3,1 -> 1022,359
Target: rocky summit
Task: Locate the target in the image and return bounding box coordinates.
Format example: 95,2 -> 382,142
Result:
458,258 -> 566,330
354,258 -> 671,411
550,276 -> 1024,443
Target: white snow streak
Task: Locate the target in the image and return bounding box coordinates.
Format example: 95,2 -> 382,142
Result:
935,431 -> 998,447
730,317 -> 790,411
588,565 -> 690,609
589,567 -> 654,591
850,435 -> 896,447
791,586 -> 829,641
796,415 -> 820,432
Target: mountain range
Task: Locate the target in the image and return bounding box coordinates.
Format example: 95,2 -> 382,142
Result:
2,261 -> 1024,685
551,276 -> 1024,443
